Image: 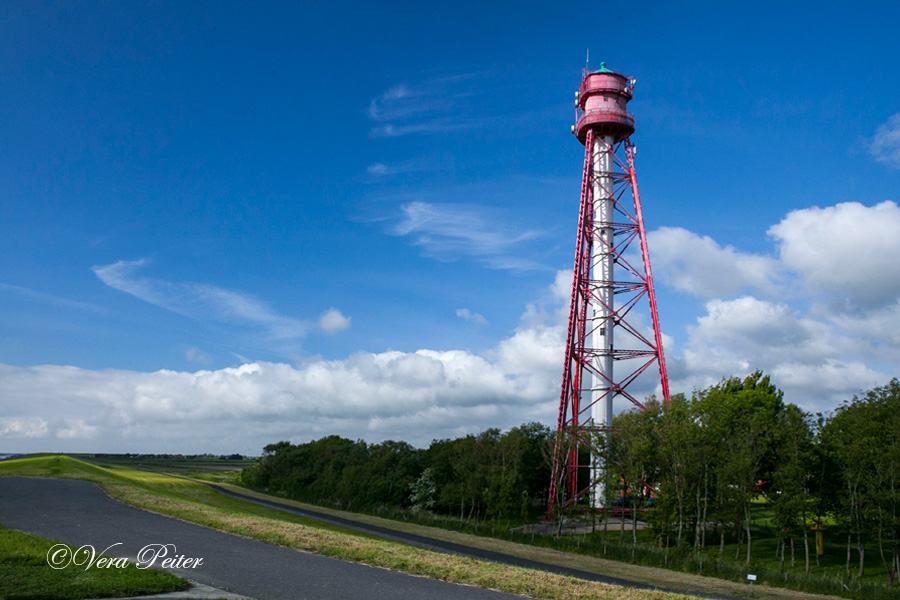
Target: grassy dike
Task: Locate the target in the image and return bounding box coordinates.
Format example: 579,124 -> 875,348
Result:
1,455 -> 686,600
0,455 -> 841,600
215,484 -> 853,600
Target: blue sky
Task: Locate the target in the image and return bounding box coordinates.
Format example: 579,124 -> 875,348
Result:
2,2 -> 899,453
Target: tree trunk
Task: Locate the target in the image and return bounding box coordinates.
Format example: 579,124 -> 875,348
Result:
858,532 -> 866,578
893,548 -> 899,585
791,537 -> 796,568
846,531 -> 852,578
701,467 -> 709,551
745,504 -> 753,566
632,500 -> 638,546
803,504 -> 810,574
694,489 -> 702,554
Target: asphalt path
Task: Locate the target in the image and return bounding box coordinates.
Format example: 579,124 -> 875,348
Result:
0,476 -> 522,600
203,482 -> 742,600
208,482 -> 660,587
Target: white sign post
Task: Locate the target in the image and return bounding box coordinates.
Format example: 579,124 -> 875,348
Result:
747,573 -> 757,594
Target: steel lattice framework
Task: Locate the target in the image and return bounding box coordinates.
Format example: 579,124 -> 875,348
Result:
548,65 -> 670,511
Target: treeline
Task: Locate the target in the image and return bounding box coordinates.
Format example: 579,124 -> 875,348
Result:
597,373 -> 899,583
241,373 -> 899,584
240,422 -> 551,521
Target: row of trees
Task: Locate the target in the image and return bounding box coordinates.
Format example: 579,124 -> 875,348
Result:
241,422 -> 551,521
595,374 -> 899,583
241,374 -> 899,583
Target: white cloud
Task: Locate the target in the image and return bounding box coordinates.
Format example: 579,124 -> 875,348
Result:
370,121 -> 473,138
770,360 -> 887,410
367,163 -> 390,175
550,269 -> 572,301
456,308 -> 487,326
0,277 -> 567,453
869,113 -> 900,169
364,158 -> 436,179
647,227 -> 780,298
367,84 -> 411,121
0,416 -> 49,439
646,202 -> 900,409
317,308 -> 351,334
7,199 -> 900,453
0,344 -> 560,453
768,201 -> 900,307
670,294 -> 890,414
690,297 -> 839,363
93,260 -> 349,341
394,202 -> 547,271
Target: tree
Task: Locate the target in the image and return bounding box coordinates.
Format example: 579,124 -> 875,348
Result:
409,468 -> 437,512
693,371 -> 784,565
770,404 -> 815,572
824,379 -> 900,582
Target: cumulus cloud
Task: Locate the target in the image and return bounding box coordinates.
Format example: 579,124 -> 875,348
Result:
317,308 -> 351,333
647,227 -> 780,298
93,260 -> 349,340
646,201 -> 900,410
0,346 -> 560,453
690,297 -> 839,363
672,296 -> 886,412
0,276 -> 567,454
869,113 -> 900,169
6,200 -> 899,454
0,416 -> 49,439
768,201 -> 900,307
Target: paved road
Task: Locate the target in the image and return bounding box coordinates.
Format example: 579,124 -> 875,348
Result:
204,483 -> 742,600
0,477 -> 522,600
209,483 -> 664,589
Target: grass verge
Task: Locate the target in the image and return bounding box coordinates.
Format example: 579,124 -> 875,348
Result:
214,483 -> 853,600
1,455 -> 687,600
0,524 -> 189,600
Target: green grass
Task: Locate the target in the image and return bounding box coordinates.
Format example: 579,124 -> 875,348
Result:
0,525 -> 189,600
0,455 -> 370,538
0,455 -> 694,600
226,481 -> 897,600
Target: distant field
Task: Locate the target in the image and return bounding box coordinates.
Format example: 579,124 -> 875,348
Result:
74,452 -> 256,472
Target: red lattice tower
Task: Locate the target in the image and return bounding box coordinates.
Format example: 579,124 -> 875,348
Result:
548,63 -> 670,512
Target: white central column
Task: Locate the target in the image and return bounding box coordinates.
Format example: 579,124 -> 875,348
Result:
590,134 -> 615,507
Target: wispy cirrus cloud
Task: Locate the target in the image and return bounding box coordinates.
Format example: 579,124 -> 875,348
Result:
369,121 -> 475,139
0,283 -> 105,313
393,201 -> 548,271
365,158 -> 431,177
366,73 -> 486,138
92,260 -> 350,340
